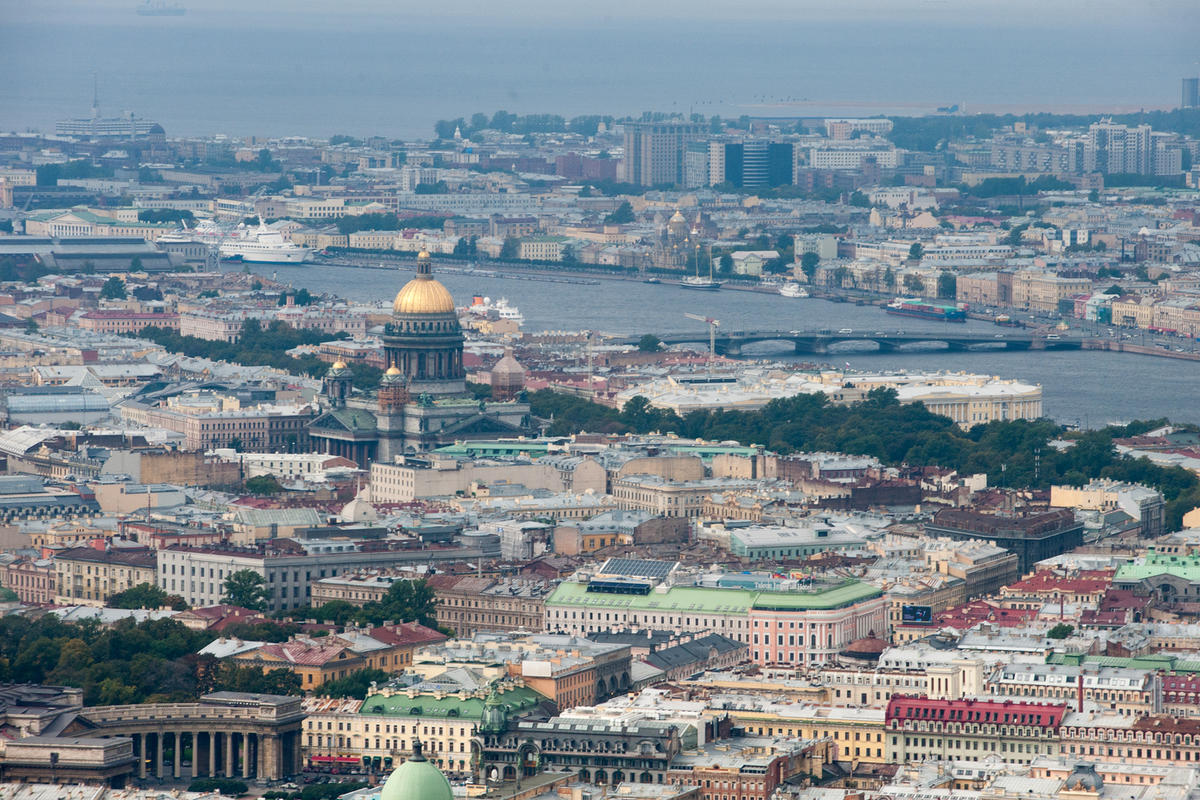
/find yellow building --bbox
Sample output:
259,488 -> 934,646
53,546 -> 158,606
720,701 -> 887,763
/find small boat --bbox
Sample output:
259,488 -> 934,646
643,277 -> 661,284
679,275 -> 723,290
779,282 -> 809,298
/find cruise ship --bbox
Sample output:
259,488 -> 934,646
219,221 -> 311,264
466,296 -> 524,324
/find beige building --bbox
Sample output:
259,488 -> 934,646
53,545 -> 157,606
179,311 -> 255,343
347,230 -> 399,251
427,574 -> 550,636
1010,270 -> 1092,313
369,456 -> 593,503
518,237 -> 567,262
956,272 -> 1003,307
120,393 -> 316,453
612,475 -> 761,518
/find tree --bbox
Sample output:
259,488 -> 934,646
908,242 -> 924,261
222,570 -> 270,611
800,251 -> 820,281
637,334 -> 662,352
718,253 -> 734,275
244,474 -> 283,495
354,579 -> 440,629
100,276 -> 126,300
849,190 -> 870,207
500,236 -> 520,259
108,583 -> 168,609
936,272 -> 957,300
883,267 -> 896,290
238,318 -> 262,343
189,778 -> 248,796
314,668 -> 390,699
1047,623 -> 1074,639
903,274 -> 925,294
604,201 -> 635,225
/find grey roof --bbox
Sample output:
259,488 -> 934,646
644,634 -> 746,672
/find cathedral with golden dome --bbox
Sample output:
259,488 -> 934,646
307,251 -> 532,465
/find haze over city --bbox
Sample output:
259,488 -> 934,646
2,2 -> 1200,800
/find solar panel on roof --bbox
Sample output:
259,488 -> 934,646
598,557 -> 677,579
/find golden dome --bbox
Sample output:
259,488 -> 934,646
393,275 -> 455,315
385,366 -> 402,376
418,248 -> 430,259
670,210 -> 685,223
332,361 -> 347,370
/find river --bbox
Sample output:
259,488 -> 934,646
249,260 -> 1200,428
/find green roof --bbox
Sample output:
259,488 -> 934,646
360,686 -> 544,720
1046,652 -> 1200,674
1115,552 -> 1200,583
662,444 -> 761,459
381,754 -> 452,800
546,579 -> 880,614
434,440 -> 550,457
751,580 -> 883,610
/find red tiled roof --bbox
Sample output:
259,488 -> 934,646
253,640 -> 356,666
926,599 -> 1039,629
1131,716 -> 1200,735
1004,569 -> 1114,595
886,695 -> 1067,728
368,621 -> 447,648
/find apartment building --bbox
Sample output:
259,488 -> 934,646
426,574 -> 550,636
885,696 -> 1066,764
76,311 -> 180,335
53,545 -> 157,606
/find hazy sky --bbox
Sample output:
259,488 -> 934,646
3,0 -> 1198,26
0,0 -> 1195,137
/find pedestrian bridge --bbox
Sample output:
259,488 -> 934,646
617,328 -> 1083,357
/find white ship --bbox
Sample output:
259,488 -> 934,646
779,282 -> 809,298
466,295 -> 524,324
219,220 -> 311,264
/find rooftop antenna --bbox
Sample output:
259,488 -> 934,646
91,72 -> 100,119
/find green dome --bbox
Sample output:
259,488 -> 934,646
380,742 -> 452,800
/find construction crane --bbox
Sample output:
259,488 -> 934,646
684,312 -> 720,375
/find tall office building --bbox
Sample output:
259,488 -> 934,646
622,121 -> 707,186
724,141 -> 794,189
1086,121 -> 1153,175
1184,77 -> 1200,109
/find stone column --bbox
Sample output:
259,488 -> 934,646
224,733 -> 234,778
173,731 -> 182,779
209,732 -> 217,778
156,732 -> 164,779
258,734 -> 269,780
136,733 -> 146,779
241,732 -> 251,778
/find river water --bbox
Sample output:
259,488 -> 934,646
251,261 -> 1200,427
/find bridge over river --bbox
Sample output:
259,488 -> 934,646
613,328 -> 1086,357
